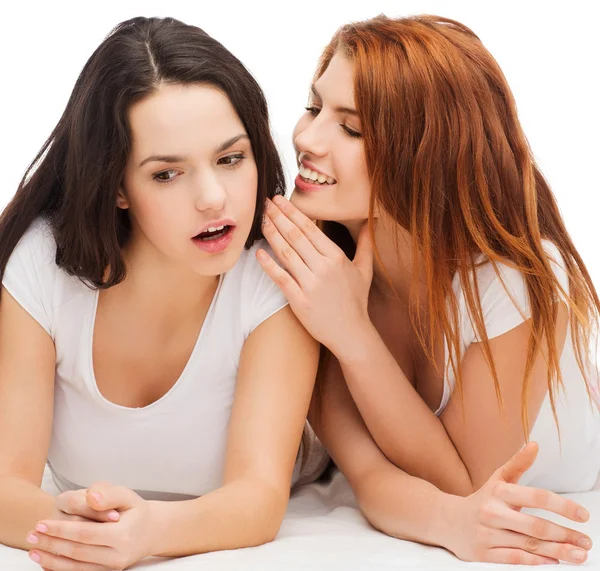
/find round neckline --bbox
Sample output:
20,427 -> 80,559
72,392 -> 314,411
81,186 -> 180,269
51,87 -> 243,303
87,273 -> 225,413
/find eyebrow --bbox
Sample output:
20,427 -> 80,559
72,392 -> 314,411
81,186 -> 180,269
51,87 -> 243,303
310,85 -> 359,116
138,133 -> 249,168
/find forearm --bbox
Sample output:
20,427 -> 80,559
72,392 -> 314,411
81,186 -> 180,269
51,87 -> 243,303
0,475 -> 55,549
336,322 -> 472,495
354,461 -> 461,551
148,478 -> 287,557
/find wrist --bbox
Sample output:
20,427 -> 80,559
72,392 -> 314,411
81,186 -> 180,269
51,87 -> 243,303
430,492 -> 465,554
145,500 -> 171,558
332,318 -> 379,364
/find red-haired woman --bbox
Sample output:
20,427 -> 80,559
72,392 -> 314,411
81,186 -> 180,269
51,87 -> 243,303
258,14 -> 600,566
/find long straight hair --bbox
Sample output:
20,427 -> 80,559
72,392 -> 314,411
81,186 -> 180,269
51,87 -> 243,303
316,15 -> 600,434
0,17 -> 285,292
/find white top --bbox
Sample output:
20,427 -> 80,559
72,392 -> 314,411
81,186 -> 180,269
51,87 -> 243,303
435,240 -> 600,492
2,218 -> 289,500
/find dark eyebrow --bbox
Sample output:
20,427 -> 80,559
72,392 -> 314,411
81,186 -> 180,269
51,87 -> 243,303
311,84 -> 359,117
138,134 -> 249,168
216,133 -> 249,153
139,154 -> 187,168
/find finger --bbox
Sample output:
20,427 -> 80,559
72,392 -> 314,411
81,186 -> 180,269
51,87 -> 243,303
497,441 -> 539,483
27,532 -> 116,567
488,529 -> 587,564
33,520 -> 112,547
353,222 -> 373,279
56,492 -> 119,522
261,213 -> 314,285
497,482 -> 590,523
486,548 -> 559,566
265,198 -> 324,270
499,507 -> 592,550
28,549 -> 108,571
86,484 -> 140,513
256,249 -> 304,303
271,195 -> 342,258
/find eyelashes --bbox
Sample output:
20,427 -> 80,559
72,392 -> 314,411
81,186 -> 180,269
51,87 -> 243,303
304,106 -> 362,138
152,154 -> 246,184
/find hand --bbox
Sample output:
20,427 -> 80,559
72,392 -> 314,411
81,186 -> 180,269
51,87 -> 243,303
48,485 -> 122,524
259,196 -> 373,356
26,483 -> 154,571
446,442 -> 592,565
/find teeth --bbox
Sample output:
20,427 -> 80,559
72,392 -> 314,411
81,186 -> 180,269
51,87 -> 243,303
298,166 -> 336,185
206,225 -> 225,232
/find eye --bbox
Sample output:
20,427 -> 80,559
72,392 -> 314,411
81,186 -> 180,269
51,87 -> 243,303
217,154 -> 245,168
152,169 -> 180,183
341,124 -> 362,138
305,106 -> 321,116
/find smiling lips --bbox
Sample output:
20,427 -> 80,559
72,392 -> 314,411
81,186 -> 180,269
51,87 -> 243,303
298,164 -> 336,186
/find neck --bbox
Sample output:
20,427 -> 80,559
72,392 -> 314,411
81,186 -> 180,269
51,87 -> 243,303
114,233 -> 219,324
343,216 -> 423,305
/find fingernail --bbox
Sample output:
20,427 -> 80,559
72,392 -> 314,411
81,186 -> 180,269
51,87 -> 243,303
26,534 -> 38,544
91,492 -> 102,503
273,195 -> 284,205
578,537 -> 592,550
578,507 -> 590,521
571,549 -> 586,562
35,523 -> 47,533
108,510 -> 120,521
29,552 -> 40,563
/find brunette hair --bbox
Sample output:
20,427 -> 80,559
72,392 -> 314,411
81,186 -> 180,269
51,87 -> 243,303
0,16 -> 284,291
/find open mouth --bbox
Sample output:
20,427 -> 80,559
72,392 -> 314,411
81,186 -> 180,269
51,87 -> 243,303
193,225 -> 233,242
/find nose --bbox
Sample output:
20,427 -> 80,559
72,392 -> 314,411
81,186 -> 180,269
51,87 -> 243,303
293,114 -> 328,159
193,172 -> 226,213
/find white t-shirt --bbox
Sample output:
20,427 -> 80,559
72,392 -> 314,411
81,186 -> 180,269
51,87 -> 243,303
2,218 -> 290,500
435,240 -> 600,492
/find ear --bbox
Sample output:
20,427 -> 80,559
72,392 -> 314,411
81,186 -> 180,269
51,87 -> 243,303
116,188 -> 129,209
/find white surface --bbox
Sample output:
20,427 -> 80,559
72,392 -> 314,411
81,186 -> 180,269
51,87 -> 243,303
1,469 -> 600,570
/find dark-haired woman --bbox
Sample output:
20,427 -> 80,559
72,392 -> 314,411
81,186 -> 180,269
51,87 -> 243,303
0,17 -> 324,570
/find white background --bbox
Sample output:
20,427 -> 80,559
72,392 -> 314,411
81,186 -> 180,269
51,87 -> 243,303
1,0 -> 598,287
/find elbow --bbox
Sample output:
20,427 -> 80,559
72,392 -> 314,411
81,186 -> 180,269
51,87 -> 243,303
242,481 -> 288,547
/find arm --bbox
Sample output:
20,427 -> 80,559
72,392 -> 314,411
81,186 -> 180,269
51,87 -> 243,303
147,305 -> 319,556
311,354 -> 592,566
0,287 -> 57,548
337,304 -> 567,494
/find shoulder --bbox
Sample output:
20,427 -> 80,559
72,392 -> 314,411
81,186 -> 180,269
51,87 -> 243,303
453,240 -> 569,342
225,240 -> 288,337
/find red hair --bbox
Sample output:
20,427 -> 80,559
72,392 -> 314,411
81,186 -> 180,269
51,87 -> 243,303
317,15 -> 600,433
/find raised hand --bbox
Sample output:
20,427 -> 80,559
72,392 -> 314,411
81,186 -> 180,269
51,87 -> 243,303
259,196 -> 373,359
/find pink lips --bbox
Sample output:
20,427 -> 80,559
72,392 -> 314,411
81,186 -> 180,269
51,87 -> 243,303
192,225 -> 235,254
294,174 -> 336,193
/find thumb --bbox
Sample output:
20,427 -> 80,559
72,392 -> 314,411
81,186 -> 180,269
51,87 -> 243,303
353,222 -> 373,279
497,441 -> 539,484
86,484 -> 140,512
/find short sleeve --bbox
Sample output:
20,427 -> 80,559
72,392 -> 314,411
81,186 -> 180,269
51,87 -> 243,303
471,240 -> 569,341
240,241 -> 289,337
2,218 -> 57,336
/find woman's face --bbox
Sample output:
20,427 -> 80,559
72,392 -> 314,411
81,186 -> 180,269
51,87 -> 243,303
291,53 -> 371,227
120,83 -> 258,276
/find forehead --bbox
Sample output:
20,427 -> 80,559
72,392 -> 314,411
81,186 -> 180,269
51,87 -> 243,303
128,83 -> 245,155
315,53 -> 355,97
